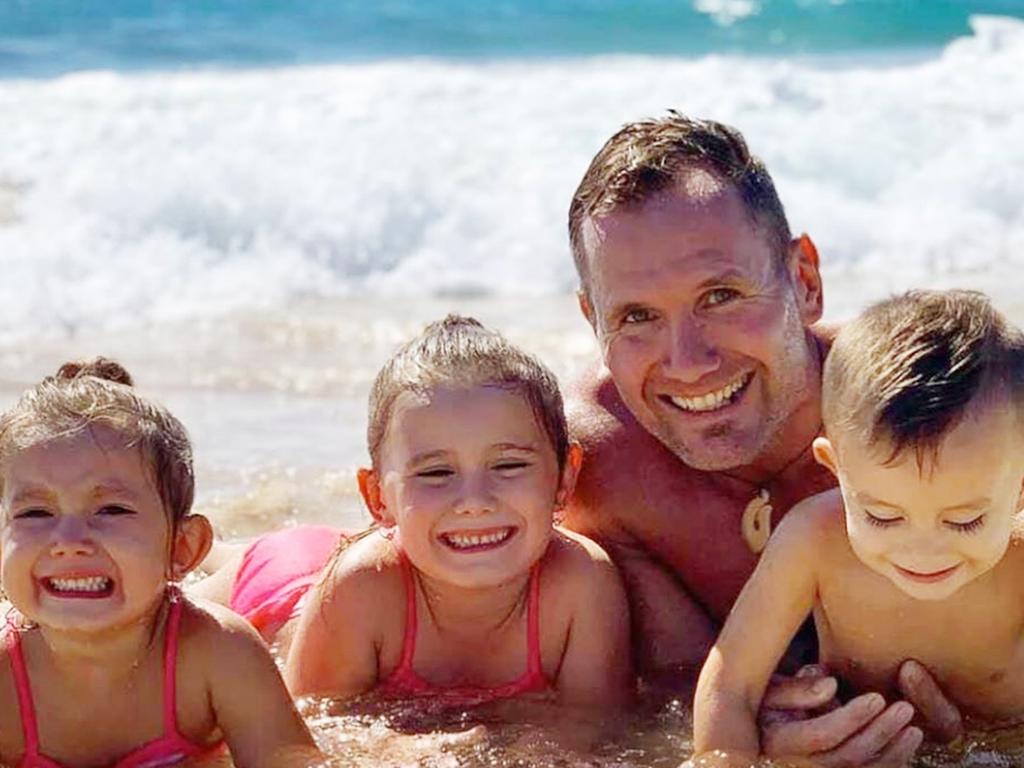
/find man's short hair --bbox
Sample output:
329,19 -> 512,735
568,112 -> 792,290
822,290 -> 1024,468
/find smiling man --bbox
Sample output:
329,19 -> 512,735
563,114 -> 961,766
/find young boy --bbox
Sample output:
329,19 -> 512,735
694,290 -> 1024,763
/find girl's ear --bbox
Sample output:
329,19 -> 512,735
812,436 -> 840,478
554,442 -> 584,510
358,468 -> 395,527
170,514 -> 214,580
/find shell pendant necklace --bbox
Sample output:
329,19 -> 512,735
731,432 -> 821,555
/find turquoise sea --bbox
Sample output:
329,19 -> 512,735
1,3 -> 1024,764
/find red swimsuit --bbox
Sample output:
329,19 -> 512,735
6,596 -> 224,768
377,552 -> 550,706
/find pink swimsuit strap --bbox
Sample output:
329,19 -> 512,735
380,552 -> 548,703
7,593 -> 224,768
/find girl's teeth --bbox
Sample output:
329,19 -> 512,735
49,576 -> 111,592
445,529 -> 511,549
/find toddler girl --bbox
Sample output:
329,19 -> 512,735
0,359 -> 320,768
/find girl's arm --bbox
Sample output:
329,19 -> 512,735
198,608 -> 323,768
553,534 -> 633,709
284,564 -> 383,699
692,495 -> 829,762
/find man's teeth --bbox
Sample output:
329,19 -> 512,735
444,529 -> 512,549
670,374 -> 750,413
48,576 -> 111,593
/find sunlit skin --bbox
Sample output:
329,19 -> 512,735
0,425 -> 318,768
694,397 -> 1024,762
564,174 -> 958,762
567,179 -> 829,655
285,385 -> 633,709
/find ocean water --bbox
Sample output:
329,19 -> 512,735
2,3 -> 1024,765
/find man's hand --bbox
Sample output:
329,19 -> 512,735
758,665 -> 925,767
897,660 -> 962,743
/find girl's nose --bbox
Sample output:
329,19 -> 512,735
454,474 -> 496,516
49,517 -> 96,557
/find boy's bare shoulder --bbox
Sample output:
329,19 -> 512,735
772,488 -> 847,553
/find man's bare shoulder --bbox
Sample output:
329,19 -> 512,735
565,361 -> 702,539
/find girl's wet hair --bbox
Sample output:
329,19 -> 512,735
367,314 -> 570,470
0,357 -> 194,525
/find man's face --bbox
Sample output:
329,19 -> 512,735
579,178 -> 822,471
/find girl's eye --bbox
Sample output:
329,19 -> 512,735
13,508 -> 52,520
703,288 -> 740,307
947,514 -> 985,533
864,510 -> 902,528
494,461 -> 530,473
98,505 -> 135,516
416,468 -> 453,480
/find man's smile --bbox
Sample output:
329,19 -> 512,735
661,371 -> 754,414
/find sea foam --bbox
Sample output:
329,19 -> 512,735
0,15 -> 1021,341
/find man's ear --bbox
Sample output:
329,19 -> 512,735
812,436 -> 839,478
577,289 -> 597,332
555,442 -> 584,510
358,467 -> 395,527
170,514 -> 214,580
788,234 -> 824,325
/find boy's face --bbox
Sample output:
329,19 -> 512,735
815,398 -> 1024,601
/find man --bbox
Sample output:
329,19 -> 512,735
563,114 -> 960,765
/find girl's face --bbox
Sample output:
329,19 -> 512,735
0,426 -> 185,633
367,385 -> 578,589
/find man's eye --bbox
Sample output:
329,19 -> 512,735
98,505 -> 135,516
13,508 -> 52,520
864,510 -> 902,527
703,288 -> 740,307
947,514 -> 985,533
622,308 -> 656,325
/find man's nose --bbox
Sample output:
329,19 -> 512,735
49,517 -> 96,557
662,314 -> 721,382
454,473 -> 496,516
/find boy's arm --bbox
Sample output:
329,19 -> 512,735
692,500 -> 825,761
284,566 -> 382,699
200,610 -> 323,768
553,535 -> 634,709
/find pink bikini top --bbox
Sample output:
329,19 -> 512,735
7,595 -> 224,768
377,553 -> 550,706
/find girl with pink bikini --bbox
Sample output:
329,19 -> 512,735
0,360 -> 320,768
201,315 -> 632,709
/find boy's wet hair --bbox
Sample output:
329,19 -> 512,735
368,314 -> 570,470
0,357 -> 194,525
568,111 -> 792,292
822,290 -> 1024,469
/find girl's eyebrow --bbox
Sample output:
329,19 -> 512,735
492,443 -> 540,453
408,449 -> 449,466
9,484 -> 52,504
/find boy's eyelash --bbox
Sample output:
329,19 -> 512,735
948,515 -> 985,533
864,511 -> 901,528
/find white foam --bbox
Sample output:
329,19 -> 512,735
0,15 -> 1021,340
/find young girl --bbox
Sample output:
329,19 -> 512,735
199,315 -> 632,709
0,359 -> 321,768
694,291 -> 1024,763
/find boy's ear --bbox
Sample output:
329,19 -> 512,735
358,468 -> 395,527
170,514 -> 214,580
812,436 -> 840,478
555,442 -> 584,510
